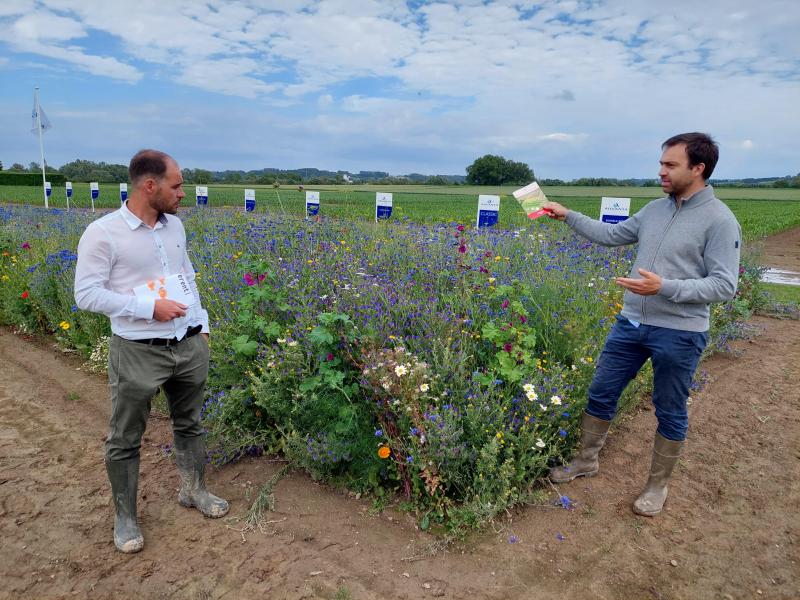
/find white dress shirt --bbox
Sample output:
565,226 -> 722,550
74,203 -> 209,340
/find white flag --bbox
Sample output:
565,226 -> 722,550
31,98 -> 52,134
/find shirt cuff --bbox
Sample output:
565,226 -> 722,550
135,296 -> 156,320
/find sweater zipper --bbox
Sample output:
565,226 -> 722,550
641,199 -> 681,322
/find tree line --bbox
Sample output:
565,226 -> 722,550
1,157 -> 797,188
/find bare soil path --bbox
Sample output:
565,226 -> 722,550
2,235 -> 799,599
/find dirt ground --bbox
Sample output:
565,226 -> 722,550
762,226 -> 800,272
2,238 -> 799,600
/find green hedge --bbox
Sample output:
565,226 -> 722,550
0,172 -> 66,186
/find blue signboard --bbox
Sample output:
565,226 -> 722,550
476,195 -> 500,228
195,186 -> 208,206
306,191 -> 320,218
600,197 -> 631,224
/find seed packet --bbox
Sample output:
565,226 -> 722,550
512,181 -> 551,219
133,273 -> 196,305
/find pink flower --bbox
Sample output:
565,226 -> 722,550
326,353 -> 334,361
501,299 -> 510,309
457,224 -> 465,232
21,242 -> 31,249
258,273 -> 266,283
503,343 -> 513,353
458,245 -> 467,254
519,315 -> 528,324
243,273 -> 256,286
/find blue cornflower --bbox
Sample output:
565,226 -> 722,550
374,429 -> 383,437
406,456 -> 414,463
557,495 -> 574,510
559,428 -> 568,437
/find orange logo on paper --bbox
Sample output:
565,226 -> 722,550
146,281 -> 156,291
158,287 -> 167,299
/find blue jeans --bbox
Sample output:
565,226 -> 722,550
586,315 -> 708,441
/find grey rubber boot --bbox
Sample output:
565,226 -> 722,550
549,412 -> 611,483
174,435 -> 229,518
633,433 -> 684,517
105,457 -> 144,553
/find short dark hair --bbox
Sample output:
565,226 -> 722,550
129,149 -> 172,186
662,132 -> 719,180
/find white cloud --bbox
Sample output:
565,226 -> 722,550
0,0 -> 797,178
537,133 -> 589,143
737,139 -> 755,150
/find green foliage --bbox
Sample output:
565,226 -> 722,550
465,154 -> 534,185
0,172 -> 65,185
0,196 -> 786,533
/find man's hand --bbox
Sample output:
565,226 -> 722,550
542,201 -> 568,221
153,299 -> 188,321
616,268 -> 662,295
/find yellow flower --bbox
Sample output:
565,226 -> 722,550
377,446 -> 391,459
59,321 -> 70,330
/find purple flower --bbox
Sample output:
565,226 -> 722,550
508,535 -> 519,544
21,242 -> 31,249
374,429 -> 383,437
243,272 -> 256,286
556,532 -> 565,541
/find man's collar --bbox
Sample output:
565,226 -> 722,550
120,202 -> 168,230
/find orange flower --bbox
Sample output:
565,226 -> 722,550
377,446 -> 391,460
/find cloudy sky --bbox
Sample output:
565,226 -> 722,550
1,0 -> 798,179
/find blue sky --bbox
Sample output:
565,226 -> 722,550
1,0 -> 798,179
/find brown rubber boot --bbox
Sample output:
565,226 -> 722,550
549,412 -> 611,483
174,434 -> 230,518
633,433 -> 684,516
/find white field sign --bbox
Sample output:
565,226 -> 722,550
600,197 -> 631,223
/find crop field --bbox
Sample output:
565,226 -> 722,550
2,183 -> 799,240
0,193 -> 768,529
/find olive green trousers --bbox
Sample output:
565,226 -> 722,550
106,333 -> 209,462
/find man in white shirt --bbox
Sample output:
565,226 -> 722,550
75,149 -> 228,554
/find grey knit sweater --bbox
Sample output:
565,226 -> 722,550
564,185 -> 742,332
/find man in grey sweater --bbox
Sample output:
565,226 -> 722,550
542,132 -> 741,516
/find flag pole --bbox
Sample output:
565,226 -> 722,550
34,87 -> 48,209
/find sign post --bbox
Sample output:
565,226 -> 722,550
195,186 -> 208,206
600,197 -> 631,224
245,188 -> 256,212
375,192 -> 393,222
119,183 -> 128,204
65,182 -> 72,210
306,191 -> 320,218
476,194 -> 500,228
90,182 -> 99,213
